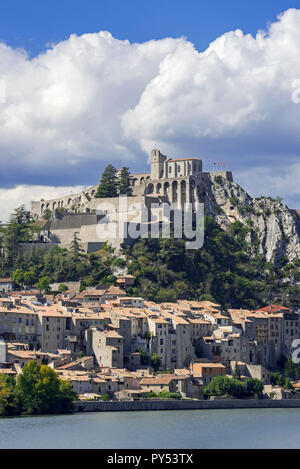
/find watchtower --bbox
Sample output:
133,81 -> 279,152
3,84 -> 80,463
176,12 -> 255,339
151,149 -> 167,180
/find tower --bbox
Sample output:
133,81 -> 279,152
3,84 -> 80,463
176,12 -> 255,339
151,149 -> 167,180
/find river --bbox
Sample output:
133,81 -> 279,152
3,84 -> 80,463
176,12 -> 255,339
1,408 -> 300,449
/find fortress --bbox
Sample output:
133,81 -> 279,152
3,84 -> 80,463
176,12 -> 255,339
30,149 -> 233,252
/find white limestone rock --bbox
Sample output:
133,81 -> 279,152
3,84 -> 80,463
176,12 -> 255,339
205,174 -> 300,264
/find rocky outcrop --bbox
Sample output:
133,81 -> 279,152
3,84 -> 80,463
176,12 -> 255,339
203,174 -> 300,264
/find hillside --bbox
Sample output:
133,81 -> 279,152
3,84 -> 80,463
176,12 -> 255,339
1,180 -> 300,309
124,216 -> 300,309
203,174 -> 300,265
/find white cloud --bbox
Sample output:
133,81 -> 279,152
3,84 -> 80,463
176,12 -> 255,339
0,185 -> 82,222
122,8 -> 300,153
1,9 -> 300,216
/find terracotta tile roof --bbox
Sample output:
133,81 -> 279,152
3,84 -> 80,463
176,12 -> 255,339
255,305 -> 290,313
140,375 -> 177,385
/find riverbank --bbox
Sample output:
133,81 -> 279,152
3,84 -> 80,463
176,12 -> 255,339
73,398 -> 300,412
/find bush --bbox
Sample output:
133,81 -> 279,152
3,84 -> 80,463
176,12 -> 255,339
270,372 -> 285,387
146,391 -> 182,400
214,176 -> 223,184
246,378 -> 264,395
150,353 -> 161,372
204,376 -> 247,398
146,391 -> 158,399
161,392 -> 182,400
229,197 -> 239,207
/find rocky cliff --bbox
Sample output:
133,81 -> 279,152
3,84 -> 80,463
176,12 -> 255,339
203,174 -> 300,264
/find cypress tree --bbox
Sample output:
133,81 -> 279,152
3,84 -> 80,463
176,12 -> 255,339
118,166 -> 133,196
95,164 -> 118,198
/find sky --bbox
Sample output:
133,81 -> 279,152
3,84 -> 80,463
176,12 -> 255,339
1,0 -> 300,220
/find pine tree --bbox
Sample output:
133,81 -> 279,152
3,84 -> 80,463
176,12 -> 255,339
70,232 -> 85,262
118,167 -> 133,196
95,165 -> 118,198
42,208 -> 53,221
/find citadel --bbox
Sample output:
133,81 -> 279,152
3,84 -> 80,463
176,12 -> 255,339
31,149 -> 233,252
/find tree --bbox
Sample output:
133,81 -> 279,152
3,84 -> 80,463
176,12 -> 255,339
284,358 -> 300,380
23,267 -> 38,287
36,276 -> 51,293
246,378 -> 264,395
284,378 -> 294,390
118,167 -> 133,196
95,164 -> 118,198
204,376 -> 247,398
150,353 -> 161,372
270,372 -> 285,387
0,206 -> 39,273
41,208 -> 53,221
0,374 -> 21,416
58,284 -> 69,293
137,349 -> 149,365
232,362 -> 241,380
70,232 -> 85,262
12,268 -> 26,287
16,361 -> 77,415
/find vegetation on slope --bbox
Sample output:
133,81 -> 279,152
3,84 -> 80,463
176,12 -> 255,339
124,217 -> 300,309
0,206 -> 300,308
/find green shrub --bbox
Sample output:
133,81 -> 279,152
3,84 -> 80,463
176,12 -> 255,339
204,376 -> 247,398
229,197 -> 239,207
214,176 -> 223,184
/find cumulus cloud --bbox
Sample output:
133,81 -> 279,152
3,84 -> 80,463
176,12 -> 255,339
0,32 -> 182,188
0,185 -> 82,222
1,8 -> 300,217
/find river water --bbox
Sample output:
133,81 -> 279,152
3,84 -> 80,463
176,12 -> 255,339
1,408 -> 300,449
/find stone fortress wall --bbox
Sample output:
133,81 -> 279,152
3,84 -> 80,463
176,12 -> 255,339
30,149 -> 233,251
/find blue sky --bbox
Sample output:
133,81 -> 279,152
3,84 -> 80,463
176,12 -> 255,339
1,0 -> 299,56
1,1 -> 300,219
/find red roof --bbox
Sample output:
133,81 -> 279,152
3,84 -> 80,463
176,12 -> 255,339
255,305 -> 290,313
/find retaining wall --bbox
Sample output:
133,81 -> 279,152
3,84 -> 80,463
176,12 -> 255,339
73,399 -> 300,413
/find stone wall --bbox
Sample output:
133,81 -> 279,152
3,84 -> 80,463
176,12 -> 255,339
74,398 -> 300,413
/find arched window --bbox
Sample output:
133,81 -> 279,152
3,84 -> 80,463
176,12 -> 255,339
147,183 -> 154,194
172,181 -> 178,203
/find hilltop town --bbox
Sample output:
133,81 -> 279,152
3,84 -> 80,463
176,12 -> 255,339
0,276 -> 300,402
0,149 -> 300,406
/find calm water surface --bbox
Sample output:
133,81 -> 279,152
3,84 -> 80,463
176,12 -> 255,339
1,408 -> 300,449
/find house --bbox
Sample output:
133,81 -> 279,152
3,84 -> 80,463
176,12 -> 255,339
116,275 -> 135,289
0,278 -> 14,293
190,362 -> 227,385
